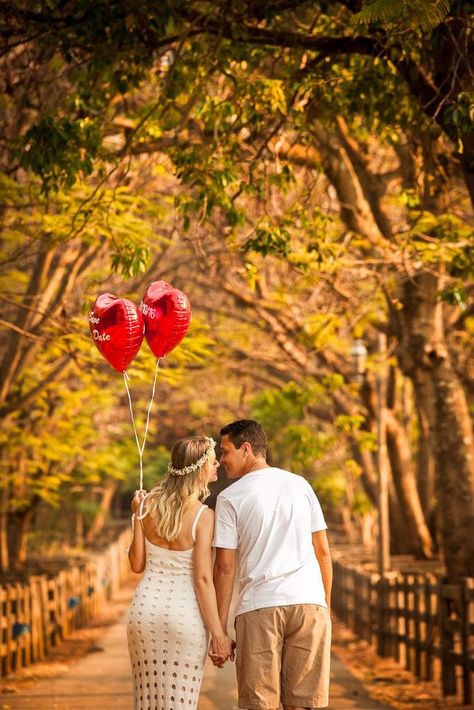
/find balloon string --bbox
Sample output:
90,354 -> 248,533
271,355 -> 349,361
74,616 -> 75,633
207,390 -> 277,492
142,358 -> 160,462
123,358 -> 161,495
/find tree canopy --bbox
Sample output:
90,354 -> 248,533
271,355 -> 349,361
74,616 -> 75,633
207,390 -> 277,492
0,0 -> 473,579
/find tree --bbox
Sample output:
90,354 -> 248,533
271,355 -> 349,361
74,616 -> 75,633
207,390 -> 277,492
1,0 -> 472,578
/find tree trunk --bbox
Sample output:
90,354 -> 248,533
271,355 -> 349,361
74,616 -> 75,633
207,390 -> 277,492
349,436 -> 410,555
313,123 -> 386,242
360,511 -> 376,550
385,411 -> 435,558
340,505 -> 359,544
74,511 -> 85,547
432,358 -> 474,578
86,481 -> 119,544
394,270 -> 474,579
460,130 -> 474,209
387,479 -> 408,556
0,483 -> 9,573
8,506 -> 36,569
415,389 -> 438,535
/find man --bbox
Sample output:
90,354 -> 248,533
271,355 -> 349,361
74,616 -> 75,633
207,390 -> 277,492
211,419 -> 332,710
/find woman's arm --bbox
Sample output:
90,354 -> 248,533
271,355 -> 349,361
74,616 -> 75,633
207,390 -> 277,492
128,490 -> 147,573
193,509 -> 233,660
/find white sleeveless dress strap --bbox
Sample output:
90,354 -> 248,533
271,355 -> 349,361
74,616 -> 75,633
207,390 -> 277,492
191,505 -> 208,542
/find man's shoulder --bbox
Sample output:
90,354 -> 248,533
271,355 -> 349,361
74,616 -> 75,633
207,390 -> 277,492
216,469 -> 274,502
216,480 -> 242,503
217,468 -> 313,500
275,467 -> 313,489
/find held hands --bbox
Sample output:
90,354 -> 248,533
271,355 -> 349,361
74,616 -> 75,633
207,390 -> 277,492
208,634 -> 235,668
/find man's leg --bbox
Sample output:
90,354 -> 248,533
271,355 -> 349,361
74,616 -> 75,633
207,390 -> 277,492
235,608 -> 283,710
281,604 -> 331,709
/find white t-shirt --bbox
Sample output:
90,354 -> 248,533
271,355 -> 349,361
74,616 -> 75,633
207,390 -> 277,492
213,467 -> 328,616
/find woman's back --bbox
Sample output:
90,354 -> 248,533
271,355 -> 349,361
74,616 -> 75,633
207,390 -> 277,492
141,498 -> 203,551
128,502 -> 209,709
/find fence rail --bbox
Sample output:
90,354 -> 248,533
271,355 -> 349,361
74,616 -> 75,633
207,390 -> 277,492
0,527 -> 131,676
332,558 -> 474,705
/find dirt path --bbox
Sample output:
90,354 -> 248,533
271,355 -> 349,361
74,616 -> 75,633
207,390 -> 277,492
1,582 -> 393,710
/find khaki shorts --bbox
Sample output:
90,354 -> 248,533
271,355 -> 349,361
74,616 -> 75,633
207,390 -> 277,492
235,604 -> 331,709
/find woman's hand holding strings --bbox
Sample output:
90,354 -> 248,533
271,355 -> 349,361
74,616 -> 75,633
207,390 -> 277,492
131,489 -> 147,514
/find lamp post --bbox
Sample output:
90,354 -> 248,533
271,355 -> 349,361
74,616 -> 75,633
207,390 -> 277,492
375,333 -> 390,577
352,334 -> 391,657
350,339 -> 367,383
351,336 -> 390,576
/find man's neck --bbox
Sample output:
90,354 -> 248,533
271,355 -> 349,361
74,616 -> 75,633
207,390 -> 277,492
245,457 -> 269,475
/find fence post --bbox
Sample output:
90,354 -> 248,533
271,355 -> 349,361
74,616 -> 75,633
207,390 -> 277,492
387,575 -> 396,659
439,578 -> 456,696
377,575 -> 387,657
414,574 -> 422,677
30,576 -> 42,662
363,575 -> 371,643
460,578 -> 472,706
369,573 -> 378,647
424,574 -> 434,681
404,574 -> 413,673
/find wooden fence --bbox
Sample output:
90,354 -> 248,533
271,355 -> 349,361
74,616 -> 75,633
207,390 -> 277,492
332,558 -> 474,705
0,526 -> 131,676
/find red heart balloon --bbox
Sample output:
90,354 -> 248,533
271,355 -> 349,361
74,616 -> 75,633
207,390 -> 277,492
140,281 -> 191,358
89,294 -> 144,372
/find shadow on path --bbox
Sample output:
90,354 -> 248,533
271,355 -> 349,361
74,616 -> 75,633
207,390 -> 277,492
328,654 -> 393,709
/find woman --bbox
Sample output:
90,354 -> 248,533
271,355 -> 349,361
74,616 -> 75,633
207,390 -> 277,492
127,436 -> 233,710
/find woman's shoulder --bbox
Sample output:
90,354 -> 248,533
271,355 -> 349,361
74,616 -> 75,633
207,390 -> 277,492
195,505 -> 214,532
199,504 -> 214,522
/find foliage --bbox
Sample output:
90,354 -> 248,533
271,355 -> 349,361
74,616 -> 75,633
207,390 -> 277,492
354,0 -> 451,31
0,0 -> 473,569
251,381 -> 374,517
18,115 -> 101,193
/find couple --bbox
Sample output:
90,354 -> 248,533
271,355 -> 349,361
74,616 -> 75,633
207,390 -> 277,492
127,419 -> 332,710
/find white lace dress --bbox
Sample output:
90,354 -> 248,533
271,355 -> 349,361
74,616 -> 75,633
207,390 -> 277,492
127,506 -> 209,710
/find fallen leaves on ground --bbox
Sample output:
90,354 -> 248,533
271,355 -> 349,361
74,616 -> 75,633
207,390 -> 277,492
332,617 -> 470,710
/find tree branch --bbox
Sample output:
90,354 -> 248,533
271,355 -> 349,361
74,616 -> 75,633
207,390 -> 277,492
0,318 -> 43,341
0,356 -> 71,418
177,7 -> 379,55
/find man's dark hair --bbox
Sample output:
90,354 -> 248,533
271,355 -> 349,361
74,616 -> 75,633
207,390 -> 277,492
220,419 -> 267,456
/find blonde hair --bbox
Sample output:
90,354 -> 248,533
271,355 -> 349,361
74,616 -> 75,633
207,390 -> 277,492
146,437 -> 213,541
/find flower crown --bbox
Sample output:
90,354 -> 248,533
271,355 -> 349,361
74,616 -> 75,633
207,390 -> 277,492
167,438 -> 216,476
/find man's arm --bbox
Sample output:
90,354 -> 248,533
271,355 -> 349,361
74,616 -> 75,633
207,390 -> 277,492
213,547 -> 237,632
312,530 -> 333,609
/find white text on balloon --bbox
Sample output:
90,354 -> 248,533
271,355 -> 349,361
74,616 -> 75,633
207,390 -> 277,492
92,329 -> 111,341
139,302 -> 156,319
